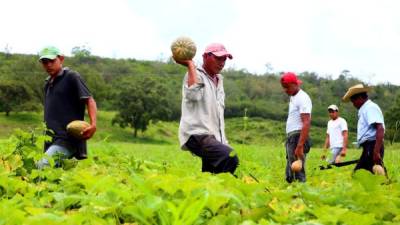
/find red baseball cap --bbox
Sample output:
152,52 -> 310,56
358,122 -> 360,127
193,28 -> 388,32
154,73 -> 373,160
204,43 -> 233,59
281,72 -> 302,85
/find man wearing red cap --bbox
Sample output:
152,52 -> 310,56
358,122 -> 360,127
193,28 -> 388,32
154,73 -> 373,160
174,43 -> 239,175
281,72 -> 312,183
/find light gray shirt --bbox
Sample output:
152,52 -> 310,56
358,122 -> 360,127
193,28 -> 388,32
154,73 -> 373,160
179,66 -> 227,148
357,99 -> 385,144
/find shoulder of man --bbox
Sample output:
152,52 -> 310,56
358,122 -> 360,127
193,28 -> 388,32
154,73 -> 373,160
63,68 -> 87,83
196,67 -> 208,78
64,68 -> 81,77
296,89 -> 312,104
301,89 -> 312,99
370,100 -> 383,110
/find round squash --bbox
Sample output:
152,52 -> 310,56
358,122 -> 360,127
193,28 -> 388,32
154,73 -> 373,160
335,155 -> 342,163
372,164 -> 385,176
171,36 -> 197,61
66,120 -> 90,139
291,159 -> 303,172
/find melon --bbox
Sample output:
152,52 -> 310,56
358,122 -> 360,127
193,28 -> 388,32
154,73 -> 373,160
291,159 -> 303,172
171,36 -> 196,61
66,120 -> 90,139
335,155 -> 342,163
372,164 -> 385,176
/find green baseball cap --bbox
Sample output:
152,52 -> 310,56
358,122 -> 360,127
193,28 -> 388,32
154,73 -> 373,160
39,46 -> 62,60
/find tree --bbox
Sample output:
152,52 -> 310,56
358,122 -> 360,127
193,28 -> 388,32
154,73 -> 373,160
71,45 -> 96,65
112,76 -> 172,137
71,45 -> 91,58
0,80 -> 37,116
384,95 -> 400,144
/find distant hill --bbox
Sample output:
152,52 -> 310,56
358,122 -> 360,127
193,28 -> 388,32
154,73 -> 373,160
1,51 -> 399,142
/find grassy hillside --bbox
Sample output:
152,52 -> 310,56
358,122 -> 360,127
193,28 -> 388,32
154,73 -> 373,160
0,111 -> 355,146
2,52 -> 400,139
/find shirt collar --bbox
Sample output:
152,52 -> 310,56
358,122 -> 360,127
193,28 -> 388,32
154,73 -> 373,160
198,65 -> 222,80
45,67 -> 67,82
359,99 -> 372,111
292,89 -> 302,97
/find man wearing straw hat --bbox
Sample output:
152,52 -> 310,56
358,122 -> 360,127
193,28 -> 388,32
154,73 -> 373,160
342,84 -> 385,173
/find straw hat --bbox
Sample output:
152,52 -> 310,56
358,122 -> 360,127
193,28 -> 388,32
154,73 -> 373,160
342,84 -> 370,102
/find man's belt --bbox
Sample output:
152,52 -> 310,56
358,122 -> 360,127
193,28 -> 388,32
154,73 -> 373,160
287,130 -> 301,137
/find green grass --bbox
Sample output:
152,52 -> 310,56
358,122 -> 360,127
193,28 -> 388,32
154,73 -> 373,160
1,113 -> 400,224
94,111 -> 178,144
0,112 -> 43,137
0,111 -> 179,144
2,135 -> 399,224
0,111 -> 354,146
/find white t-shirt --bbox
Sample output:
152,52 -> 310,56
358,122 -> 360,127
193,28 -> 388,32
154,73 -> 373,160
286,89 -> 312,134
326,117 -> 348,148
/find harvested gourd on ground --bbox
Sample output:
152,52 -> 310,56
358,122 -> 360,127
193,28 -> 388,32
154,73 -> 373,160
291,159 -> 303,172
373,164 -> 385,175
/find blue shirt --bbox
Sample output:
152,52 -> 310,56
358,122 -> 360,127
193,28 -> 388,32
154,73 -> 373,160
357,100 -> 385,144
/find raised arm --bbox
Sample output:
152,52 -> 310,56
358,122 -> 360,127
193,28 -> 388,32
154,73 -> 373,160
173,57 -> 198,87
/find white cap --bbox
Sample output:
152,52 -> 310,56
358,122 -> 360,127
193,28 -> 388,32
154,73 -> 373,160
328,104 -> 339,111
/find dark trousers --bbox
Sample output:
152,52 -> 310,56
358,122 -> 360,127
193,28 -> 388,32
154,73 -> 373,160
285,132 -> 311,183
354,140 -> 385,173
184,135 -> 239,174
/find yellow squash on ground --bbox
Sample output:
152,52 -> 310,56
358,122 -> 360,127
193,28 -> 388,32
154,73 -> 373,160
291,159 -> 303,172
372,164 -> 385,176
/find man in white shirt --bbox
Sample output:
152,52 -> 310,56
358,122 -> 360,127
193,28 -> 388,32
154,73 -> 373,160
281,72 -> 312,183
174,43 -> 239,175
322,104 -> 348,163
343,84 -> 385,173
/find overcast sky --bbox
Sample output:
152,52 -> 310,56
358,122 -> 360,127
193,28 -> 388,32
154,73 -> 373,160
1,0 -> 399,85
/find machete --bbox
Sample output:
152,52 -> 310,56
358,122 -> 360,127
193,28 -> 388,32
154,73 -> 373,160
319,159 -> 359,170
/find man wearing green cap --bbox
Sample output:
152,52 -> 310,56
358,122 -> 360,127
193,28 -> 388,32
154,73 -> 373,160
37,46 -> 97,168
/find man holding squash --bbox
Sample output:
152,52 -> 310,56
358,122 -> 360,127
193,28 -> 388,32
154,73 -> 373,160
37,46 -> 97,168
173,42 -> 239,175
342,84 -> 386,175
280,72 -> 312,183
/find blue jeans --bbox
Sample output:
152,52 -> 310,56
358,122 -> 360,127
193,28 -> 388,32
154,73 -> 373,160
285,132 -> 311,183
329,147 -> 343,164
37,144 -> 73,169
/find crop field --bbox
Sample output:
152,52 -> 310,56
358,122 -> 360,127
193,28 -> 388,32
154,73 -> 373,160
0,112 -> 399,224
